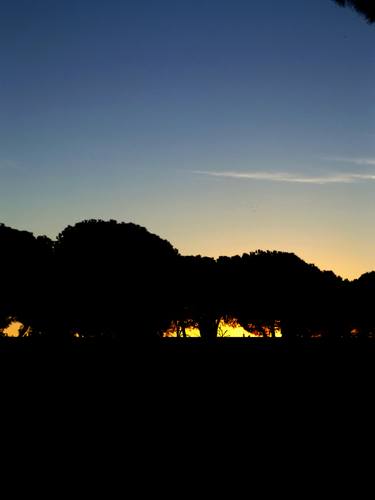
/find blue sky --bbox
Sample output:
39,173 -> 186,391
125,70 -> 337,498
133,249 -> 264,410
0,0 -> 374,278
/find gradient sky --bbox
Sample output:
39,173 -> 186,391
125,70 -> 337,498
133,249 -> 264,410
1,0 -> 374,279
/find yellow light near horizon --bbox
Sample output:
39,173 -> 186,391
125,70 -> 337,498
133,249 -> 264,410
2,321 -> 22,337
218,319 -> 282,337
3,320 -> 282,338
218,320 -> 256,337
163,319 -> 282,338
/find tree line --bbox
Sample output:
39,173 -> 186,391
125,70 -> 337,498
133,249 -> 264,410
1,219 -> 375,341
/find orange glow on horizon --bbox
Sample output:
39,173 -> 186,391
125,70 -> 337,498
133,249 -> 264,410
2,321 -> 23,337
2,320 -> 282,339
163,319 -> 282,338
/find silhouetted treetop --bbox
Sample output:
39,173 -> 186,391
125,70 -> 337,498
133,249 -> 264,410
0,223 -> 53,332
2,218 -> 375,342
333,0 -> 375,22
53,219 -> 179,339
56,219 -> 178,261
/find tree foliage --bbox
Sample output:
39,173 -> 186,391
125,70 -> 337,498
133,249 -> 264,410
1,219 -> 375,342
0,223 -> 53,334
53,219 -> 179,340
333,0 -> 375,23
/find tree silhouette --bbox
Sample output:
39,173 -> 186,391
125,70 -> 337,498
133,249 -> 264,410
53,219 -> 179,340
0,223 -> 53,335
174,250 -> 350,341
1,218 -> 374,344
216,250 -> 347,341
350,271 -> 375,338
178,255 -> 221,340
333,0 -> 375,23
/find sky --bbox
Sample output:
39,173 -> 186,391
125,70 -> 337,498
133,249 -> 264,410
0,0 -> 374,280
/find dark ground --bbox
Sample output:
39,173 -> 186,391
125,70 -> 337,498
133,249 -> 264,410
1,336 -> 374,384
1,337 -> 371,463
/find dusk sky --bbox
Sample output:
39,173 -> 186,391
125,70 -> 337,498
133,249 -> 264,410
1,0 -> 374,279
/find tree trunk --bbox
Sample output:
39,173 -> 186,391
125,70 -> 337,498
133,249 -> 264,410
18,324 -> 29,337
199,316 -> 218,340
280,319 -> 298,341
270,320 -> 275,338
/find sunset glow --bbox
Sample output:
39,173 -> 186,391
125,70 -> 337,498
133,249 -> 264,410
0,1 -> 374,281
2,321 -> 22,337
164,319 -> 282,338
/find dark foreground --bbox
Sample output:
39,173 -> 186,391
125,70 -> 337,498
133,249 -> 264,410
1,336 -> 374,380
1,337 -> 373,442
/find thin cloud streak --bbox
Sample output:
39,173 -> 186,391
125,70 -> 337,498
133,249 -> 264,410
194,170 -> 375,184
325,156 -> 375,166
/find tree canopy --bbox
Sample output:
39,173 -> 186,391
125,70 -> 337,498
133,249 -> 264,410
1,219 -> 375,342
53,219 -> 179,340
0,223 -> 53,334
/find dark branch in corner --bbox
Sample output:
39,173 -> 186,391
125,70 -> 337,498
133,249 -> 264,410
333,0 -> 375,23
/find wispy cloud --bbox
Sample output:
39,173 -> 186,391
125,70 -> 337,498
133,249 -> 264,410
324,156 -> 375,166
193,170 -> 375,185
